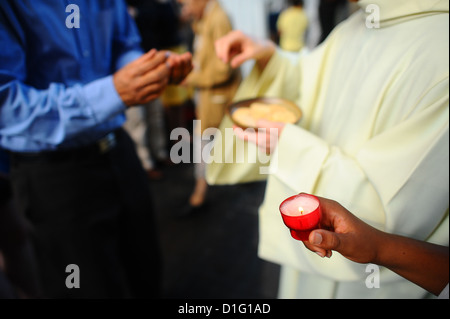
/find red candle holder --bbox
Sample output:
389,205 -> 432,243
279,193 -> 322,241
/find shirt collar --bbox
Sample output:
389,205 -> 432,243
357,0 -> 449,27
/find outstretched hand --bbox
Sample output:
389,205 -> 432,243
300,195 -> 449,296
233,119 -> 286,154
302,196 -> 381,262
215,30 -> 276,70
114,50 -> 193,107
113,49 -> 170,106
166,51 -> 193,85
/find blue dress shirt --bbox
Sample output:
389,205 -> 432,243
0,0 -> 143,152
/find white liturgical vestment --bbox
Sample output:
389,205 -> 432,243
207,0 -> 449,298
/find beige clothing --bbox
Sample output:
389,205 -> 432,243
184,0 -> 241,133
207,0 -> 449,298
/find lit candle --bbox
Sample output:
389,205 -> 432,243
279,193 -> 321,241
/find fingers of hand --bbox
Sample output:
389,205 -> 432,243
167,52 -> 193,84
303,240 -> 332,258
215,36 -> 231,63
255,119 -> 285,131
135,50 -> 169,76
137,62 -> 170,90
230,53 -> 250,69
233,125 -> 258,144
303,230 -> 341,258
133,49 -> 157,66
115,50 -> 172,106
139,83 -> 166,104
233,125 -> 279,154
216,30 -> 249,66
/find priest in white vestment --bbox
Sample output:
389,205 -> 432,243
207,0 -> 449,298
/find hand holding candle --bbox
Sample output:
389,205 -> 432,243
279,193 -> 322,241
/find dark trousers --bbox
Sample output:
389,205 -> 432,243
10,129 -> 162,298
1,173 -> 41,298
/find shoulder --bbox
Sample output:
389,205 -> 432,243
210,2 -> 231,22
207,2 -> 233,31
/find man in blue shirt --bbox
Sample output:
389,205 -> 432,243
0,0 -> 192,298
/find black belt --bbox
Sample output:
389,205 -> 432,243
10,131 -> 118,165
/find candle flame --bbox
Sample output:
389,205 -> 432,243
298,206 -> 304,215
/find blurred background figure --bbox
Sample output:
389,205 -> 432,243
277,0 -> 309,52
266,0 -> 287,45
125,0 -> 190,179
178,0 -> 241,215
149,0 -> 196,143
123,106 -> 164,179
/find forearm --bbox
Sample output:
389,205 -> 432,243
255,40 -> 276,72
375,232 -> 449,296
0,76 -> 125,151
307,198 -> 449,296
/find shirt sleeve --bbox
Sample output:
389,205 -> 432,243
0,4 -> 129,152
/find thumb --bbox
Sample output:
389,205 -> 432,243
255,119 -> 285,132
309,229 -> 343,252
230,52 -> 252,69
233,125 -> 258,144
